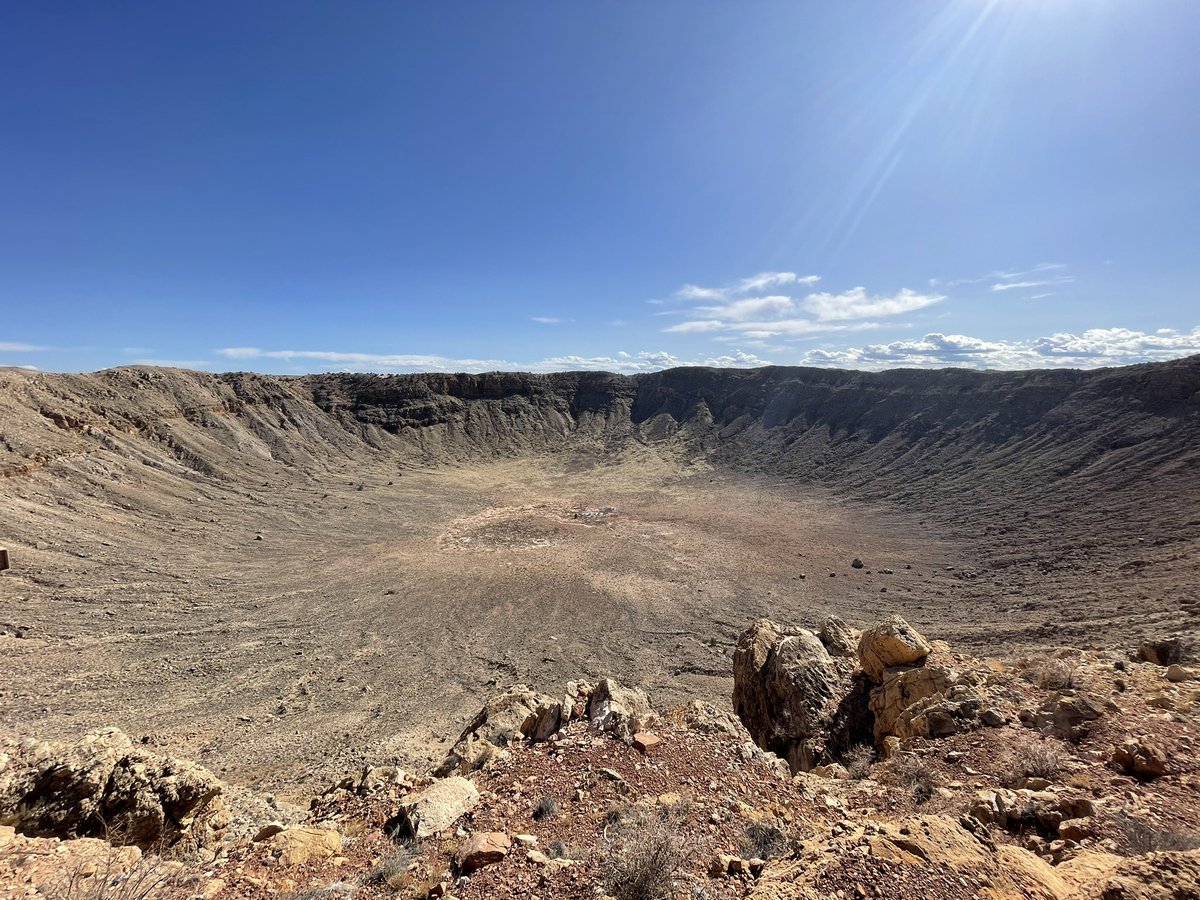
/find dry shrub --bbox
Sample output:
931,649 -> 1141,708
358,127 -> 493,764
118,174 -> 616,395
889,754 -> 936,804
602,820 -> 688,900
1114,810 -> 1200,855
842,744 -> 876,779
364,840 -> 420,890
42,847 -> 185,900
1018,657 -> 1079,690
532,796 -> 559,821
741,820 -> 790,860
1004,739 -> 1069,784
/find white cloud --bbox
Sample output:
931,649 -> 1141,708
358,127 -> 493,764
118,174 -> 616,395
673,271 -> 820,304
0,342 -> 48,352
802,287 -> 944,321
214,346 -> 772,375
664,272 -> 942,339
991,276 -> 1074,292
531,316 -> 569,324
798,327 -> 1200,371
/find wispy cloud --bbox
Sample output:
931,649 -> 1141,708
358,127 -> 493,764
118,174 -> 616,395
664,273 -> 943,339
215,346 -> 772,375
0,342 -> 49,352
991,277 -> 1074,293
932,262 -> 1073,293
799,327 -> 1200,371
671,271 -> 820,304
531,316 -> 571,325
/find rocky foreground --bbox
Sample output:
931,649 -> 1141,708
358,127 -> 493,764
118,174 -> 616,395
2,616 -> 1198,900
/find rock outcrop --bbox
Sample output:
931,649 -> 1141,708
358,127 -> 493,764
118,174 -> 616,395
0,727 -> 227,849
857,615 -> 933,682
436,685 -> 568,776
391,776 -> 480,839
733,620 -> 840,772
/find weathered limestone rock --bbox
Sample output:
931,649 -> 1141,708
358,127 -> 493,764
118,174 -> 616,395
454,831 -> 510,873
265,826 -> 342,867
1022,691 -> 1105,740
393,777 -> 480,838
436,685 -> 565,775
0,727 -> 227,849
732,619 -> 838,773
857,616 -> 932,682
818,616 -> 856,657
1111,737 -> 1173,778
587,678 -> 656,740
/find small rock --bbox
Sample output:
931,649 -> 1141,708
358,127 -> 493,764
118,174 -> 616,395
632,732 -> 661,755
454,832 -> 510,873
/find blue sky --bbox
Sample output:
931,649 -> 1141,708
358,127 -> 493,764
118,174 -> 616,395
3,1 -> 1199,374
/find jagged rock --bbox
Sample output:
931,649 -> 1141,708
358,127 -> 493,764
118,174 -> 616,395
436,685 -> 565,775
732,620 -> 838,773
858,616 -> 932,682
265,826 -> 342,866
587,678 -> 655,740
454,831 -> 510,873
1022,691 -> 1105,739
1110,737 -> 1172,778
392,776 -> 480,838
0,727 -> 227,849
818,616 -> 856,657
667,700 -> 747,737
869,665 -> 954,738
1139,638 -> 1185,666
750,813 -> 1118,900
1094,850 -> 1200,900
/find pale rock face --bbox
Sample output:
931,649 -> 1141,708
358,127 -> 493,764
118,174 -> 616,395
436,685 -> 566,775
265,826 -> 342,867
393,776 -> 480,839
732,619 -> 837,773
587,678 -> 656,740
0,727 -> 227,849
818,616 -> 857,658
857,615 -> 932,683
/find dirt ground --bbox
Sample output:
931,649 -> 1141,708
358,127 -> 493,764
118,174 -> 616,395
0,434 -> 1191,802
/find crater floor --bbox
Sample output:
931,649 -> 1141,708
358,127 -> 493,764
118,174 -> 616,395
0,446 -> 1189,798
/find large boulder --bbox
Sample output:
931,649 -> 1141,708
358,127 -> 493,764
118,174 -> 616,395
732,620 -> 838,772
870,663 -> 991,741
858,615 -> 932,682
0,727 -> 227,849
391,776 -> 479,839
436,685 -> 566,775
587,678 -> 656,740
1138,638 -> 1186,666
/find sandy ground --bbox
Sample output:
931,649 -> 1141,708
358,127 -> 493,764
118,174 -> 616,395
0,433 -> 1193,801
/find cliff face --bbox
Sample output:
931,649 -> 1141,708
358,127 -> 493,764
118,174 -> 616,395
2,357 -> 1198,522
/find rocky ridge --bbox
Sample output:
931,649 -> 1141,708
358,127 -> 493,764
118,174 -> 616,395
2,614 -> 1198,900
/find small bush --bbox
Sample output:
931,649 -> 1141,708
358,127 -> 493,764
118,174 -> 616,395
842,744 -> 876,779
364,840 -> 419,889
1005,740 -> 1068,784
42,847 -> 183,900
741,820 -> 788,860
602,822 -> 688,900
532,796 -> 559,821
1019,657 -> 1079,690
890,754 -> 936,804
1114,810 -> 1200,855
